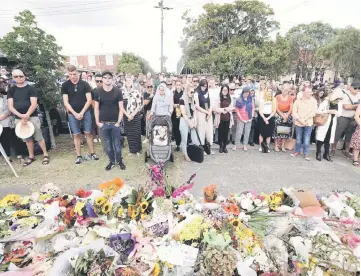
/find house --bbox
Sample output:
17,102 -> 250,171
64,54 -> 119,73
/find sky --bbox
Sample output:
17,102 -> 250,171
0,0 -> 360,73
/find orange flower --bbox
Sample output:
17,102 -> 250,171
224,203 -> 240,216
204,184 -> 217,202
99,178 -> 124,196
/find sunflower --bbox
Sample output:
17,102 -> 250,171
95,197 -> 106,206
12,210 -> 30,218
131,207 -> 140,220
230,218 -> 241,228
102,202 -> 112,214
151,263 -> 161,276
117,207 -> 124,218
140,201 -> 149,213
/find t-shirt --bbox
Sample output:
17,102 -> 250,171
7,85 -> 38,118
276,95 -> 293,112
61,80 -> 92,113
340,89 -> 360,118
179,98 -> 194,118
93,87 -> 123,122
173,90 -> 183,104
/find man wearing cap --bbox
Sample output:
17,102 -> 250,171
94,71 -> 126,171
332,81 -> 360,157
62,65 -> 99,164
7,69 -> 50,166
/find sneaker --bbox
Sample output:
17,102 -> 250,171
93,138 -> 98,143
210,150 -> 215,155
136,152 -> 141,157
232,146 -> 237,151
259,147 -> 262,152
105,162 -> 115,171
75,156 -> 83,164
91,153 -> 99,161
290,152 -> 300,157
118,161 -> 126,170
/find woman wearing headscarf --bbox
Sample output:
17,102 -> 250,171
194,79 -> 214,155
234,86 -> 254,152
258,85 -> 277,153
148,83 -> 173,118
213,84 -> 234,153
122,76 -> 143,156
315,89 -> 343,162
172,80 -> 183,151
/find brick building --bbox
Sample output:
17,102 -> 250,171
64,54 -> 119,73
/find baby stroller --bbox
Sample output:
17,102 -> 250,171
145,115 -> 174,163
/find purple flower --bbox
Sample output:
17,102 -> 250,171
11,224 -> 19,231
85,203 -> 97,218
109,233 -> 135,255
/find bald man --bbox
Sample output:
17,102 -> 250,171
7,69 -> 49,166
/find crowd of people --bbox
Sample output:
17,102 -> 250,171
0,66 -> 360,172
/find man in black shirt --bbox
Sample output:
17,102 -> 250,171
94,71 -> 126,171
7,69 -> 50,166
61,65 -> 99,164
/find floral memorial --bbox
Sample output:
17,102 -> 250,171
0,163 -> 359,275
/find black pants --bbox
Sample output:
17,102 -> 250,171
0,127 -> 24,157
316,140 -> 330,156
171,112 -> 181,146
249,117 -> 258,144
218,120 -> 230,148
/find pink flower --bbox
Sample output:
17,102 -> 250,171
172,182 -> 194,198
76,216 -> 90,226
153,186 -> 165,197
341,233 -> 360,249
340,217 -> 360,229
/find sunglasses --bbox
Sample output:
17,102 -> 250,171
95,80 -> 103,83
289,94 -> 295,96
230,89 -> 235,91
167,83 -> 172,86
354,87 -> 360,90
74,84 -> 78,93
147,86 -> 153,88
13,75 -> 24,79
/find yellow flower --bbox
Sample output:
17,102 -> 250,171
151,263 -> 161,276
164,261 -> 173,269
12,210 -> 30,218
95,197 -> 106,206
20,196 -> 30,205
0,194 -> 21,207
74,201 -> 85,216
132,207 -> 140,220
39,194 -> 51,201
177,199 -> 185,205
230,218 -> 241,228
117,208 -> 124,218
140,201 -> 149,213
140,213 -> 147,220
102,202 -> 112,214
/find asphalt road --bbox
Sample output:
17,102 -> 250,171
183,146 -> 360,197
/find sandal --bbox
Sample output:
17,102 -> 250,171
42,156 -> 50,165
23,158 -> 36,167
353,161 -> 360,167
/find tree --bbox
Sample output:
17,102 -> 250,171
285,21 -> 336,80
0,10 -> 64,148
318,26 -> 360,79
117,52 -> 154,75
180,0 -> 281,78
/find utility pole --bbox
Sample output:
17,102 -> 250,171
154,0 -> 172,73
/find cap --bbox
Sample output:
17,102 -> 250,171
242,86 -> 250,93
101,70 -> 113,77
351,81 -> 360,88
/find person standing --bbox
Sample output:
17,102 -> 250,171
194,79 -> 214,155
228,82 -> 238,144
172,80 -> 183,151
90,73 -> 103,143
214,84 -> 234,153
94,71 -> 126,171
273,83 -> 293,152
122,77 -> 143,156
350,105 -> 360,166
62,65 -> 99,164
7,69 -> 49,166
315,89 -> 343,162
234,87 -> 254,151
291,87 -> 318,160
332,82 -> 360,157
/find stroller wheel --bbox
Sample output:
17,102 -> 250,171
169,153 -> 174,163
144,151 -> 148,163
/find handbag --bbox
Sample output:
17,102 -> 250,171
187,129 -> 204,163
276,125 -> 291,135
313,114 -> 329,126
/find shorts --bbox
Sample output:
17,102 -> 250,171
15,116 -> 43,142
68,110 -> 92,135
335,116 -> 356,143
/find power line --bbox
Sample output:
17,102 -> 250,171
0,2 -> 145,18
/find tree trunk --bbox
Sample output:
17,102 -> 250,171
44,105 -> 57,149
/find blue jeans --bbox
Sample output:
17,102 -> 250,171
101,123 -> 122,163
295,126 -> 313,155
68,110 -> 92,135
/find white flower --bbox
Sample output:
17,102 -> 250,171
76,227 -> 88,237
69,254 -> 78,268
238,212 -> 250,223
240,197 -> 254,211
